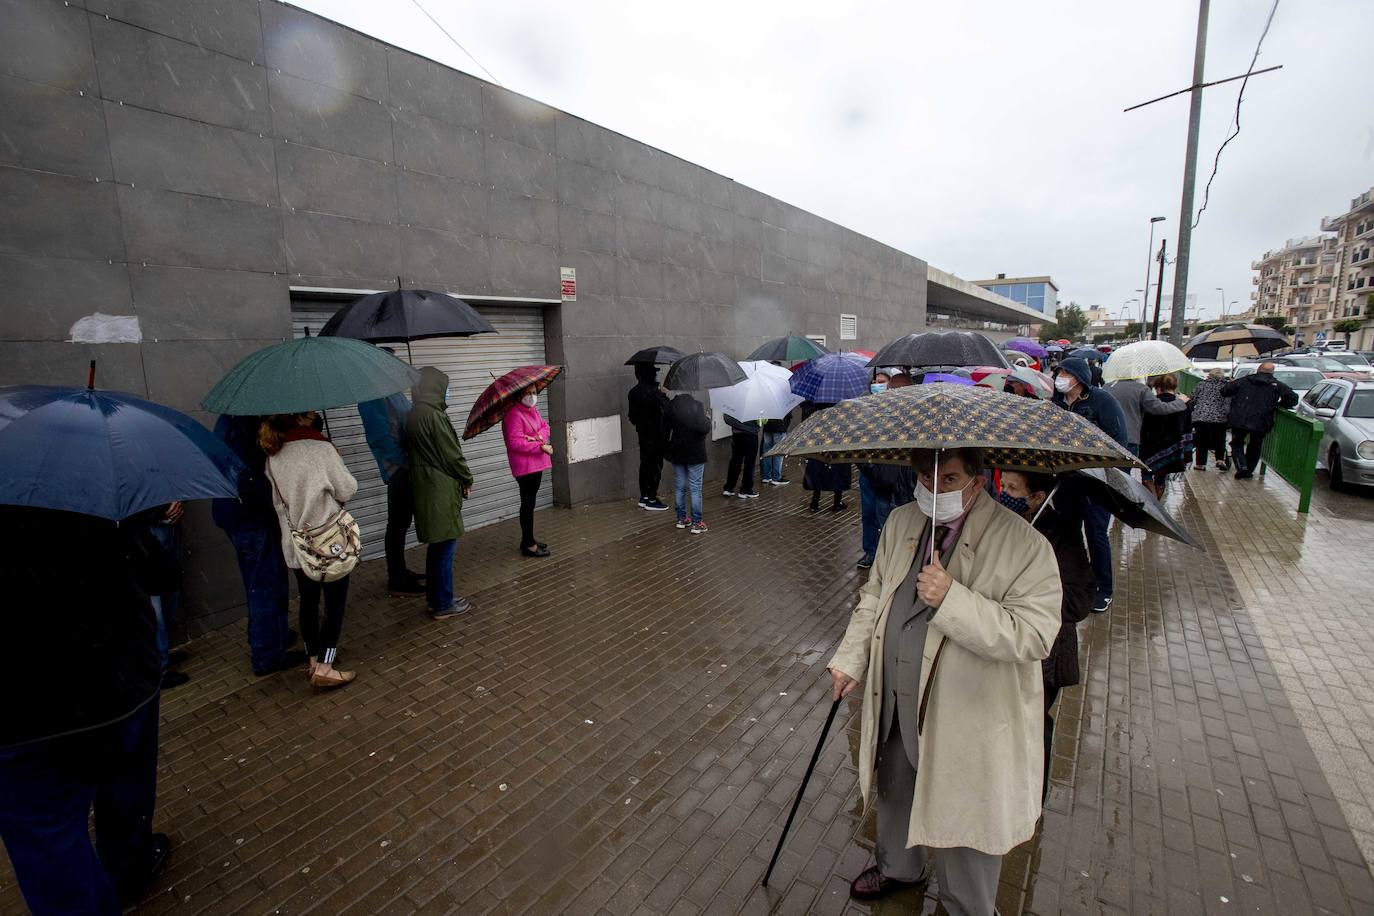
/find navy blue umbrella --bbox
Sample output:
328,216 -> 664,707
1069,347 -> 1106,362
0,385 -> 244,520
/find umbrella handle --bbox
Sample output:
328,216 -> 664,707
87,360 -> 96,391
762,696 -> 843,887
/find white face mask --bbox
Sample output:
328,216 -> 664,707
915,477 -> 975,523
1054,375 -> 1074,393
521,394 -> 538,408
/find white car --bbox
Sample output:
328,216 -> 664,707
1190,359 -> 1235,377
1231,364 -> 1326,400
1295,378 -> 1374,489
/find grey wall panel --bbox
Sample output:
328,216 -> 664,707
106,102 -> 276,203
0,167 -> 124,260
392,109 -> 483,182
0,76 -> 110,178
386,48 -> 481,129
554,114 -> 617,172
277,140 -> 397,221
396,170 -> 488,237
0,253 -> 132,340
615,215 -> 664,263
489,238 -> 557,296
86,0 -> 264,61
260,2 -> 387,101
0,340 -> 146,391
281,209 -> 395,280
268,71 -> 393,163
481,85 -> 556,153
485,136 -> 556,201
556,160 -> 615,217
489,192 -> 558,249
140,336 -> 275,413
0,0 -> 98,91
91,17 -> 271,133
119,185 -> 284,271
129,264 -> 290,340
557,205 -> 616,256
398,225 -> 489,293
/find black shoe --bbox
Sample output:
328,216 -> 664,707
167,648 -> 190,666
1091,595 -> 1112,614
521,545 -> 552,557
389,575 -> 426,596
116,833 -> 171,906
849,865 -> 929,901
809,501 -> 821,513
831,500 -> 848,512
430,597 -> 472,619
1235,471 -> 1254,479
161,670 -> 190,690
642,498 -> 669,512
857,553 -> 875,569
254,649 -> 309,677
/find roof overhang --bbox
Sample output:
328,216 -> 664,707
926,267 -> 1047,326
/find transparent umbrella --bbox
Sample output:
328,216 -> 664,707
1101,340 -> 1192,381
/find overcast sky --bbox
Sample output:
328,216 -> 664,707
296,0 -> 1373,323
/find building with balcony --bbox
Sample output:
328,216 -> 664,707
1304,187 -> 1374,347
1249,236 -> 1339,337
971,274 -> 1059,315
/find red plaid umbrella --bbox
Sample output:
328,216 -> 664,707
462,365 -> 562,440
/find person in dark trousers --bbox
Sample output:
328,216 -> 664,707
1223,361 -> 1298,479
0,508 -> 172,914
628,364 -> 671,511
663,391 -> 711,533
723,414 -> 760,499
1139,374 -> 1192,499
1052,357 -> 1128,615
406,367 -> 476,618
802,402 -> 853,512
213,415 -> 308,676
857,462 -> 915,569
1189,368 -> 1233,470
999,471 -> 1095,802
502,385 -> 553,557
359,390 -> 425,595
1105,376 -> 1188,457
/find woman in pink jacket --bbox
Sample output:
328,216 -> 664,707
502,387 -> 553,557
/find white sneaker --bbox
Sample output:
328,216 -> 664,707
722,490 -> 735,497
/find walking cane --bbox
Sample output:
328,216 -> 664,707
761,696 -> 843,887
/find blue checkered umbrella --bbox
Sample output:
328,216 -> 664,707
788,353 -> 870,404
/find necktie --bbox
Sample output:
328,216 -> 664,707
932,525 -> 950,558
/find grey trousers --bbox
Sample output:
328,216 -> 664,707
876,717 -> 1003,916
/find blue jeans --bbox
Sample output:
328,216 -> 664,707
227,525 -> 291,673
759,431 -> 784,481
858,474 -> 894,557
673,463 -> 705,524
426,538 -> 458,612
0,696 -> 160,915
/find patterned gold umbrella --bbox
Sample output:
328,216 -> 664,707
765,383 -> 1144,473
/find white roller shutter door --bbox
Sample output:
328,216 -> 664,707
291,300 -> 553,559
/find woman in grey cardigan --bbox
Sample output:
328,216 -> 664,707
262,412 -> 359,689
1189,368 -> 1233,470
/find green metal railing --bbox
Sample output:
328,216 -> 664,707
1178,369 -> 1321,513
1259,408 -> 1324,513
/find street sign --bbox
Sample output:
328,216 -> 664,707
560,267 -> 577,301
1315,331 -> 1327,344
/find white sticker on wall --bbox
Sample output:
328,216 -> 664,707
69,313 -> 142,344
566,415 -> 622,464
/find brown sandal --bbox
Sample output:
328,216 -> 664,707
310,668 -> 355,690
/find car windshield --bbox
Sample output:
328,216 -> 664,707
1273,369 -> 1324,389
1346,390 -> 1374,419
1303,356 -> 1354,372
1328,352 -> 1371,368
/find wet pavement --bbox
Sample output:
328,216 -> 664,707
2,462 -> 1373,915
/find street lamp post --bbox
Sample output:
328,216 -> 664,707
1142,217 -> 1166,335
1216,286 -> 1226,323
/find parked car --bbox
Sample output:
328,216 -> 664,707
1233,364 -> 1326,399
1270,354 -> 1372,381
1190,359 -> 1235,377
1323,351 -> 1372,371
1295,378 -> 1374,489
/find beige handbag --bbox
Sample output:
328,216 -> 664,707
268,467 -> 361,582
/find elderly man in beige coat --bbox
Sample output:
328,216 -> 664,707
829,447 -> 1061,915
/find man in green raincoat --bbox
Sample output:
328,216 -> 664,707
405,367 -> 475,619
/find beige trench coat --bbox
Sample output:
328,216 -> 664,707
828,489 -> 1062,855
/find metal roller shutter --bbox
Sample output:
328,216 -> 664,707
291,299 -> 553,559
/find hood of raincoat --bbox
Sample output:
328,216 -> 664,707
1059,357 -> 1093,389
414,366 -> 449,406
634,363 -> 658,384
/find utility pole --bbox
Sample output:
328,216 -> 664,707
1141,216 -> 1165,334
1151,239 -> 1169,341
1169,0 -> 1210,345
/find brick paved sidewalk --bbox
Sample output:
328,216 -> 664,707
2,468 -> 1372,915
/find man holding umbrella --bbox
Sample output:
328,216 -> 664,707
628,363 -> 671,511
829,447 -> 1061,912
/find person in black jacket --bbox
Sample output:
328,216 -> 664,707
213,414 -> 308,676
723,414 -> 761,499
1222,362 -> 1298,479
628,364 -> 671,511
999,471 -> 1095,801
0,508 -> 172,913
663,393 -> 712,533
801,402 -> 853,512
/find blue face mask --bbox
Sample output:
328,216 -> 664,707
997,492 -> 1030,515
870,383 -> 887,394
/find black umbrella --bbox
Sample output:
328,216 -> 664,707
663,352 -> 747,391
1062,467 -> 1202,547
1182,323 -> 1289,360
746,335 -> 830,363
624,345 -> 687,366
867,331 -> 1009,370
320,280 -> 497,361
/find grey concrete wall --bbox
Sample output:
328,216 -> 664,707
0,0 -> 927,624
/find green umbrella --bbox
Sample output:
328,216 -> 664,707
746,335 -> 831,362
767,382 -> 1143,473
201,336 -> 419,415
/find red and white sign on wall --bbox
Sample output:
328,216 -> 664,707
560,267 -> 577,301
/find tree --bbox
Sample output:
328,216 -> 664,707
1334,318 -> 1363,342
1255,316 -> 1288,331
1056,303 -> 1088,341
1036,322 -> 1060,343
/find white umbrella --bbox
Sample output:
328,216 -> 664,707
708,361 -> 803,422
1101,340 -> 1192,381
